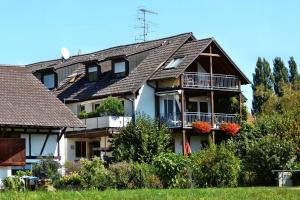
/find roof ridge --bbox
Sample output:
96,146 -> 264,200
27,32 -> 193,66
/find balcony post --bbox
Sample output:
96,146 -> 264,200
209,45 -> 213,89
210,91 -> 215,143
238,80 -> 242,122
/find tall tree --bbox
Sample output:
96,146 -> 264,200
288,56 -> 298,84
252,57 -> 274,114
273,57 -> 288,96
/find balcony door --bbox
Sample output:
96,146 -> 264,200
159,94 -> 181,127
187,97 -> 210,113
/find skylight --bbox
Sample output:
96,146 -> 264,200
165,57 -> 184,69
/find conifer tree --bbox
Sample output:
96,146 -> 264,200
288,56 -> 298,84
252,57 -> 274,114
273,57 -> 288,96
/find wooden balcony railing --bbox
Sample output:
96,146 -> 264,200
183,112 -> 239,128
182,72 -> 239,91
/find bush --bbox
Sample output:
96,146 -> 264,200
96,96 -> 124,116
153,152 -> 190,188
2,176 -> 24,191
245,135 -> 297,185
111,114 -> 171,163
32,156 -> 61,181
64,160 -> 81,174
109,162 -> 132,189
78,157 -> 110,190
55,172 -> 82,189
191,143 -> 241,187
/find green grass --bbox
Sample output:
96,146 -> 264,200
1,187 -> 300,200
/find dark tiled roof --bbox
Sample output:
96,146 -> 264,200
150,38 -> 213,80
0,66 -> 84,128
27,33 -> 190,72
54,33 -> 193,101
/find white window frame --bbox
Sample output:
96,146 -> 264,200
43,73 -> 55,89
114,61 -> 126,73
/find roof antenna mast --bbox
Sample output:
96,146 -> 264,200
135,7 -> 158,42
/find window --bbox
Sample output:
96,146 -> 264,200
80,105 -> 85,112
164,57 -> 184,69
87,66 -> 98,82
94,103 -> 100,112
75,141 -> 86,158
113,61 -> 127,78
200,102 -> 208,113
43,73 -> 55,89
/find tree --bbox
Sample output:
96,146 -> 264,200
252,57 -> 274,114
288,56 -> 298,84
111,114 -> 172,163
273,57 -> 288,96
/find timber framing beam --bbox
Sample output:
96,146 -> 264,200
200,53 -> 221,57
40,133 -> 50,156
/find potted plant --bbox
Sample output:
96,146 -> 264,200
192,121 -> 212,133
96,96 -> 124,116
220,122 -> 240,136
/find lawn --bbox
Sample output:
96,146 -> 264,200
1,187 -> 300,200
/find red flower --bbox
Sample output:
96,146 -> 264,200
192,121 -> 212,133
220,123 -> 240,136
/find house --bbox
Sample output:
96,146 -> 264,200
0,65 -> 84,181
26,32 -> 250,159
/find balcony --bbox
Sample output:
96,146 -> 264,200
182,72 -> 239,91
183,112 -> 239,128
67,116 -> 132,132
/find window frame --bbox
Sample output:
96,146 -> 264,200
41,70 -> 57,90
86,64 -> 101,82
75,141 -> 87,158
112,59 -> 129,78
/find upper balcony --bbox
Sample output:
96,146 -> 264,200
182,72 -> 240,91
67,116 -> 132,132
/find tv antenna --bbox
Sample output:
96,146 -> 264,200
135,7 -> 158,42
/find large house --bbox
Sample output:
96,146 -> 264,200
0,66 -> 84,181
26,32 -> 250,160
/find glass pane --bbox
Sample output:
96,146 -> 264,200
165,57 -> 184,69
200,102 -> 208,113
43,73 -> 55,89
88,66 -> 97,73
188,102 -> 198,112
89,72 -> 98,81
114,62 -> 126,73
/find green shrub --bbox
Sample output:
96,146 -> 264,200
32,156 -> 61,181
109,162 -> 132,189
153,152 -> 190,188
96,96 -> 124,116
191,143 -> 241,187
78,157 -> 110,190
245,135 -> 297,185
64,160 -> 81,174
54,172 -> 82,189
78,110 -> 88,119
112,114 -> 171,163
2,176 -> 24,191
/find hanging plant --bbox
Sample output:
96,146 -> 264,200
192,121 -> 212,133
220,123 -> 240,136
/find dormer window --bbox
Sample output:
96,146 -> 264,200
113,60 -> 128,78
87,65 -> 99,82
42,72 -> 56,89
165,57 -> 184,69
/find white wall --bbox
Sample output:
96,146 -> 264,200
190,135 -> 208,153
21,134 -> 57,157
135,84 -> 155,118
174,133 -> 183,154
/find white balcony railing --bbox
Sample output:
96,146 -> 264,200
182,72 -> 239,90
67,116 -> 132,132
183,112 -> 239,128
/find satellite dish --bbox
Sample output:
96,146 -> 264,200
61,47 -> 70,60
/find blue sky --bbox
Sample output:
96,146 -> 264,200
1,0 -> 300,110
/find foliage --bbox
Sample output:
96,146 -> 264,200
228,97 -> 248,121
78,157 -> 110,190
96,96 -> 124,116
252,57 -> 274,114
273,57 -> 289,96
2,176 -> 24,191
64,160 -> 81,174
111,114 -> 171,163
32,156 -> 61,181
190,143 -> 241,187
109,162 -> 132,189
55,172 -> 82,189
192,121 -> 211,133
288,56 -> 298,84
244,135 -> 297,185
220,123 -> 240,136
153,152 -> 190,188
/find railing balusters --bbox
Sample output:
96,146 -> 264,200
183,72 -> 239,90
